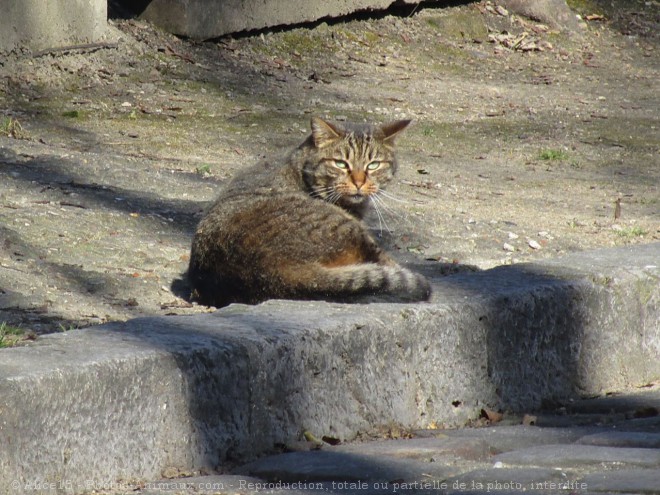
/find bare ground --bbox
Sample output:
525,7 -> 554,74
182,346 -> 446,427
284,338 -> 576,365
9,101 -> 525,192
0,1 -> 658,336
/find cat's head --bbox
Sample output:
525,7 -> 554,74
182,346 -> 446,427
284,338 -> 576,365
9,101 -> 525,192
302,117 -> 411,216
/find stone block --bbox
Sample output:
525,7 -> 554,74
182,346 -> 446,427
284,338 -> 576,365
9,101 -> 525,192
138,0 -> 431,40
0,0 -> 107,52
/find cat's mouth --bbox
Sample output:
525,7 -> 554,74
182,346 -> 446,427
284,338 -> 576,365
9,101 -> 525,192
343,193 -> 368,204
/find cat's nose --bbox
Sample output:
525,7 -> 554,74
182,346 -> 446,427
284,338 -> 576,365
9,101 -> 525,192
351,171 -> 366,189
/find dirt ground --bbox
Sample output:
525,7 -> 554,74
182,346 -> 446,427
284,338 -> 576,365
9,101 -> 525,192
0,1 -> 658,336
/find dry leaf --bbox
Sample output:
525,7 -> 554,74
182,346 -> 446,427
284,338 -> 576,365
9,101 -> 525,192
522,414 -> 537,425
481,408 -> 504,423
322,435 -> 341,446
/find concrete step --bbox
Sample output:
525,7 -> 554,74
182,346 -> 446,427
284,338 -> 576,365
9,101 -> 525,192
0,242 -> 658,493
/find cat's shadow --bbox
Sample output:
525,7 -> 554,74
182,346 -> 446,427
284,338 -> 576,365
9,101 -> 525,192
171,275 -> 193,303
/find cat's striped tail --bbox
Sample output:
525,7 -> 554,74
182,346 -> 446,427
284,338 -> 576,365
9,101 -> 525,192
281,263 -> 432,302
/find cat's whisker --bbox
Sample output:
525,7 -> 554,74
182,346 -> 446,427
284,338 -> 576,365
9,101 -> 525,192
310,185 -> 338,199
371,192 -> 404,220
310,185 -> 336,194
376,189 -> 409,204
325,191 -> 343,205
369,196 -> 394,236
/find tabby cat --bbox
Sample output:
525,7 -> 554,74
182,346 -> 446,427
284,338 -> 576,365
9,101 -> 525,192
188,117 -> 431,307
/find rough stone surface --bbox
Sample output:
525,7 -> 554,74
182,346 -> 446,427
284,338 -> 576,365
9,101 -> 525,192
138,0 -> 435,39
0,0 -> 107,52
0,243 -> 658,493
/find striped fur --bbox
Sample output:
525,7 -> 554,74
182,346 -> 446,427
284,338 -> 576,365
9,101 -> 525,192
188,117 -> 431,307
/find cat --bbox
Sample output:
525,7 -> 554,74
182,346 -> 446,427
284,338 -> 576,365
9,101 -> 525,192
188,117 -> 431,307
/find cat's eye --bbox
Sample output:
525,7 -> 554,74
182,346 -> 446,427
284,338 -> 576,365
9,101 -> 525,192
366,161 -> 382,171
334,160 -> 350,170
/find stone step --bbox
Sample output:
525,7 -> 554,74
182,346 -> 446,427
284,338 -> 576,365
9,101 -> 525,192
0,243 -> 658,493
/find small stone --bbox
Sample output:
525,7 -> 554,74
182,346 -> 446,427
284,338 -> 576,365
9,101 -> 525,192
503,243 -> 515,252
528,239 -> 542,250
508,232 -> 519,240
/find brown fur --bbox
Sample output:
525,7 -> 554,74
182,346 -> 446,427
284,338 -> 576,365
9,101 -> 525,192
188,117 -> 431,307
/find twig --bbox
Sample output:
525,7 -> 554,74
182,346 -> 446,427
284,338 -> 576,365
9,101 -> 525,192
400,179 -> 441,190
32,41 -> 119,58
59,201 -> 87,209
0,263 -> 27,274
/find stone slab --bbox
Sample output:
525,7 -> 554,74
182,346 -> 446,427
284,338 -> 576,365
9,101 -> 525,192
234,449 -> 458,483
138,0 -> 437,40
0,243 -> 658,493
445,468 -> 572,493
332,437 -> 490,461
141,475 -> 271,494
577,431 -> 660,449
580,470 -> 660,494
563,389 -> 660,414
494,444 -> 660,468
0,0 -> 107,52
613,416 -> 660,433
437,425 -> 598,454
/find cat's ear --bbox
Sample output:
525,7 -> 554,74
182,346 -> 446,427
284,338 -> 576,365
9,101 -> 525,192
311,117 -> 343,148
380,119 -> 412,142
